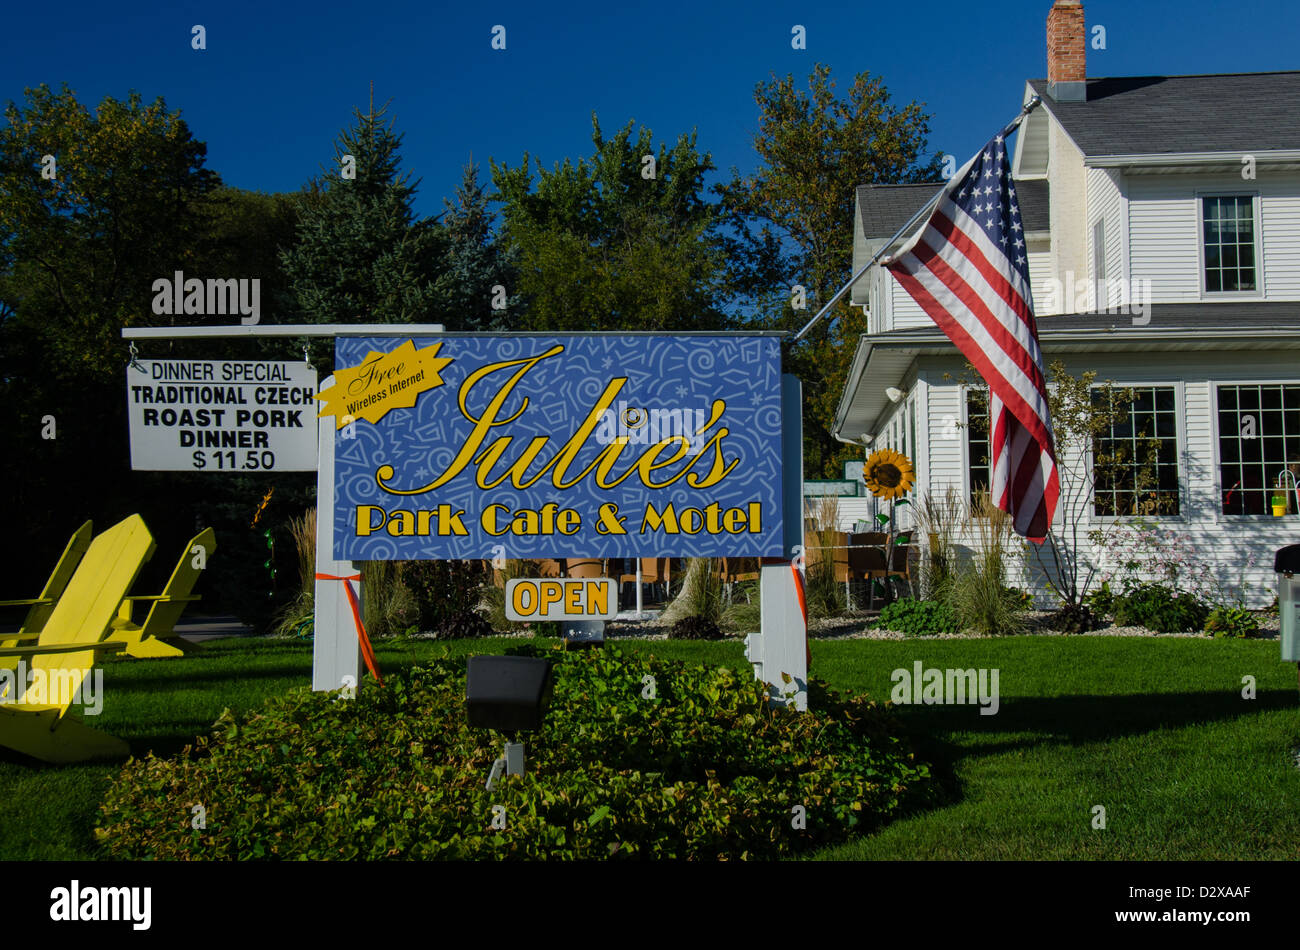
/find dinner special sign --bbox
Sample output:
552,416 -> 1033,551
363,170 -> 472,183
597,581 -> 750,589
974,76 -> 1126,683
321,335 -> 785,560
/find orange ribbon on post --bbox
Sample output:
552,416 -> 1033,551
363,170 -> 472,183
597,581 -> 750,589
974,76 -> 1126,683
791,563 -> 811,671
315,572 -> 384,687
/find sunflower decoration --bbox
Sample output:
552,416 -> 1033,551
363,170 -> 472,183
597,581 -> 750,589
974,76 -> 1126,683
862,448 -> 915,500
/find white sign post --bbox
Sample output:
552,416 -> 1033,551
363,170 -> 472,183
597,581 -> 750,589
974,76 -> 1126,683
312,373 -> 363,694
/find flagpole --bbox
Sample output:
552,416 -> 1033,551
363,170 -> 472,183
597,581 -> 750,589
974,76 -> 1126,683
792,96 -> 1042,342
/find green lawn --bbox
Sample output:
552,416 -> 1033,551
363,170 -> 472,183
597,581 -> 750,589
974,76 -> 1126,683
2,635 -> 1297,860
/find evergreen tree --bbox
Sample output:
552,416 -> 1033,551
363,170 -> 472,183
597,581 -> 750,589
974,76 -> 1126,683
492,116 -> 730,332
433,161 -> 516,330
281,101 -> 443,324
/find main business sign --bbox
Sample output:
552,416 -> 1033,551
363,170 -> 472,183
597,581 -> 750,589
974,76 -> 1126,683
323,335 -> 785,559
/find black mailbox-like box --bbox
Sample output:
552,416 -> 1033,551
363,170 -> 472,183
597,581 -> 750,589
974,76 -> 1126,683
1276,545 -> 1300,574
466,655 -> 554,732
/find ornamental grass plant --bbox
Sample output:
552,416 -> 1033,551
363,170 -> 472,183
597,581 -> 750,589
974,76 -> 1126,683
943,492 -> 1030,636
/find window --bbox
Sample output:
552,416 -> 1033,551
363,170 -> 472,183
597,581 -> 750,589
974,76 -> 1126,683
966,389 -> 990,503
1217,384 -> 1300,515
1201,195 -> 1257,293
1092,386 -> 1180,516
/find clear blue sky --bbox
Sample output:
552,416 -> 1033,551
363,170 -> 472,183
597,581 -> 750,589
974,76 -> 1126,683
2,0 -> 1296,217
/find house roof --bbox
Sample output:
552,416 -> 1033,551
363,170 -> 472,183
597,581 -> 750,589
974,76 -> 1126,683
833,303 -> 1300,440
1028,72 -> 1300,157
856,180 -> 1050,242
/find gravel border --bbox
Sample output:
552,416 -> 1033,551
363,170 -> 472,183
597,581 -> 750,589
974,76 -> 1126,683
360,608 -> 1281,643
598,609 -> 1282,643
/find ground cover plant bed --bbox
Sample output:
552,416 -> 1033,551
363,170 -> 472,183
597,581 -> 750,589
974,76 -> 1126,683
4,635 -> 1296,861
94,644 -> 933,860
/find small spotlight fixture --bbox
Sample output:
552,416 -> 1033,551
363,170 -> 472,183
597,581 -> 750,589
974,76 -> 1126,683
885,387 -> 904,404
466,655 -> 554,790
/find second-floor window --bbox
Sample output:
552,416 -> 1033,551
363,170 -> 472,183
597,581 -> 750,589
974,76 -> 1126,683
1201,195 -> 1257,293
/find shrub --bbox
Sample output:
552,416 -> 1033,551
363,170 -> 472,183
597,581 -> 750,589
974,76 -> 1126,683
945,573 -> 1030,637
721,587 -> 761,635
1083,581 -> 1116,620
668,616 -> 725,640
96,645 -> 934,860
403,560 -> 492,634
1111,583 -> 1210,633
1047,603 -> 1099,634
426,609 -> 494,640
875,598 -> 958,636
1204,605 -> 1261,639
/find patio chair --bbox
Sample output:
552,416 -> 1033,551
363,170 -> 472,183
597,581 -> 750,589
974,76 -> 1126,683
563,558 -> 606,579
721,557 -> 761,603
618,558 -> 672,606
109,527 -> 216,658
0,521 -> 93,672
0,514 -> 156,763
848,532 -> 889,609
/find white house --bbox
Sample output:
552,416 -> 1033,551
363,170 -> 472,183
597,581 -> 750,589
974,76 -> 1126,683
833,0 -> 1300,607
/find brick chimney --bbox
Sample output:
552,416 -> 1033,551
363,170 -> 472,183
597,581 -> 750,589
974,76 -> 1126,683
1046,0 -> 1086,102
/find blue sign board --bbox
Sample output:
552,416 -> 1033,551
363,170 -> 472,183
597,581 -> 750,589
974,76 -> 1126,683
330,334 -> 785,559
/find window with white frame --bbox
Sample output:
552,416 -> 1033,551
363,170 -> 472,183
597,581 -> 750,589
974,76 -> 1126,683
965,389 -> 990,503
1201,195 -> 1258,293
1092,385 -> 1181,517
1217,383 -> 1300,515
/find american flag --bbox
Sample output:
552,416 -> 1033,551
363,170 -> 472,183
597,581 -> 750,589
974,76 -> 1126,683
884,131 -> 1060,541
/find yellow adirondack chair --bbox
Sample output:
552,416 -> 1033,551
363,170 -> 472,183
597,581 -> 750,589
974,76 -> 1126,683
0,515 -> 155,763
110,527 -> 216,658
0,521 -> 94,672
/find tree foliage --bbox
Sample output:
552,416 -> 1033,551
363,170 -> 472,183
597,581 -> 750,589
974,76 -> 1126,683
722,64 -> 944,477
432,162 -> 516,330
280,101 -> 443,325
0,84 -> 310,624
0,83 -> 219,381
492,116 -> 729,332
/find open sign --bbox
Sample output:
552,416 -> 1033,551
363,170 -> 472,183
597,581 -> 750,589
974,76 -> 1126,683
504,578 -> 618,621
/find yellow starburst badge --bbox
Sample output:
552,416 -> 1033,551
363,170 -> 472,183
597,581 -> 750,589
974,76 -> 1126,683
315,340 -> 453,428
862,448 -> 915,500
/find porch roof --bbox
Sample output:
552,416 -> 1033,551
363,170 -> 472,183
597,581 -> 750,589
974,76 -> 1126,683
833,303 -> 1300,440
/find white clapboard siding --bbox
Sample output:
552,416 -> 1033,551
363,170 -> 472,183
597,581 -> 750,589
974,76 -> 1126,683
921,375 -> 967,496
1127,178 -> 1202,301
833,496 -> 875,532
1262,188 -> 1300,298
1086,167 -> 1127,309
1128,170 -> 1300,302
1027,245 -> 1057,314
890,275 -> 931,329
911,350 -> 1300,608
